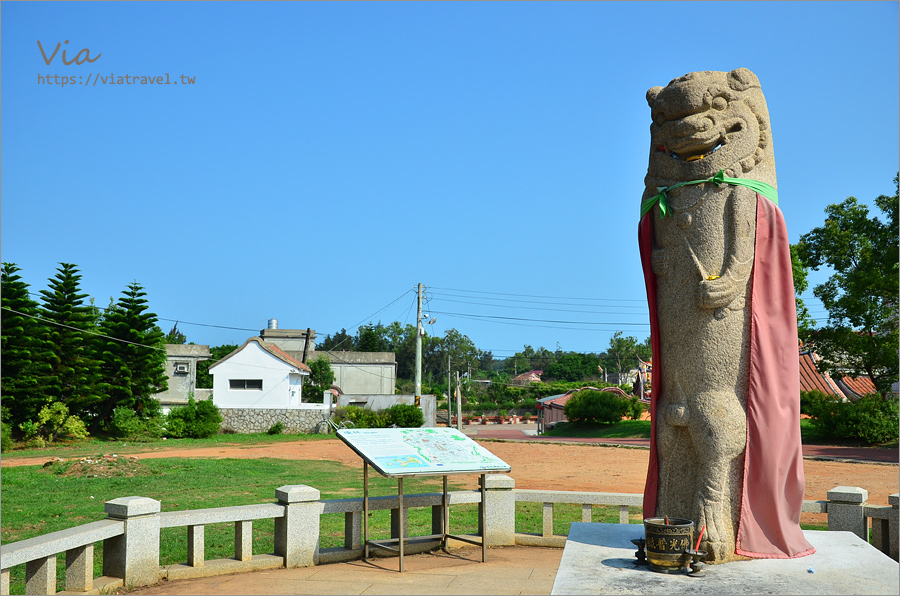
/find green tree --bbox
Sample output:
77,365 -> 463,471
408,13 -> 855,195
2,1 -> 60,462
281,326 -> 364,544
429,328 -> 483,383
95,282 -> 168,427
196,344 -> 239,389
1,263 -> 55,426
796,176 -> 899,395
600,332 -> 652,381
502,345 -> 555,376
164,322 -> 187,344
317,328 -> 356,351
306,355 -> 336,400
357,324 -> 386,352
543,352 -> 602,382
39,263 -> 103,422
790,245 -> 816,334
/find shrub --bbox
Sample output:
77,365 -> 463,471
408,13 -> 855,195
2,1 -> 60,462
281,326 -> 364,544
563,389 -> 630,425
343,405 -> 389,429
807,393 -> 899,445
1,420 -> 14,452
385,404 -> 424,428
19,403 -> 90,446
625,396 -> 646,420
267,421 -> 285,435
166,396 -> 223,438
107,406 -> 165,441
800,389 -> 831,417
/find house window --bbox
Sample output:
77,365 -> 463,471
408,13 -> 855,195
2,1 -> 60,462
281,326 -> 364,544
230,379 -> 263,390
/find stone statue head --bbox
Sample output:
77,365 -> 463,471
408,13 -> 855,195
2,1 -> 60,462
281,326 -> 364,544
645,68 -> 776,188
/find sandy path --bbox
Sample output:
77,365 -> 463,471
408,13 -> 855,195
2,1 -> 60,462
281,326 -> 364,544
4,439 -> 895,506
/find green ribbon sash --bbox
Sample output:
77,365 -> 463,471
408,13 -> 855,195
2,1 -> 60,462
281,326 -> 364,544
640,170 -> 778,219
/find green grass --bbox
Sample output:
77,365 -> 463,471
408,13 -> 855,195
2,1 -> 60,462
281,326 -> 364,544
543,419 -> 651,439
1,457 -> 478,595
544,418 -> 898,449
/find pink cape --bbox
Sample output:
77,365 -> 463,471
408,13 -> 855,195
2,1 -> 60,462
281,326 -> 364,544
639,194 -> 815,559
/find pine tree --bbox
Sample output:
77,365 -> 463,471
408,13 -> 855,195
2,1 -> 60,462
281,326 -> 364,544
39,263 -> 103,423
96,281 -> 168,423
1,263 -> 54,426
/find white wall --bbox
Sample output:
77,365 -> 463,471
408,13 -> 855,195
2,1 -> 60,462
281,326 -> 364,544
212,341 -> 309,409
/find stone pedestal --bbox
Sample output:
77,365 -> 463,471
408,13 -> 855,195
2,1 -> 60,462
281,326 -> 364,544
552,523 -> 899,595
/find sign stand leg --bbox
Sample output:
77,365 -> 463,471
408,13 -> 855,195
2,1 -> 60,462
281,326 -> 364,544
363,462 -> 369,561
398,477 -> 405,572
442,475 -> 449,551
480,473 -> 487,563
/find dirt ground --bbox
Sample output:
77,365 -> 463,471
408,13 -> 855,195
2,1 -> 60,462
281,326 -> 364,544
5,438 -> 896,509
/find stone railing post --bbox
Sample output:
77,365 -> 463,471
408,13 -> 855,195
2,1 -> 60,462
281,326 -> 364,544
826,486 -> 868,541
274,485 -> 324,567
890,494 -> 899,561
481,475 -> 515,546
874,493 -> 900,561
102,497 -> 161,588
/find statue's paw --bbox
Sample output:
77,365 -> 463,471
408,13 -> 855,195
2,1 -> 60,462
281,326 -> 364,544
651,249 -> 667,275
704,539 -> 732,562
698,276 -> 740,309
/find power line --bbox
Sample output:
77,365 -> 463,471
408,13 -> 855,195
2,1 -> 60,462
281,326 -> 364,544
430,286 -> 647,303
429,310 -> 650,328
433,296 -> 648,315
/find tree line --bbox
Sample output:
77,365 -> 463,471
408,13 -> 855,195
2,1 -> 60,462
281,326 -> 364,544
1,263 -> 168,436
316,322 -> 651,396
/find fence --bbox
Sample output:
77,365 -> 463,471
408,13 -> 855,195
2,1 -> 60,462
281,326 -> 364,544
2,480 -> 897,595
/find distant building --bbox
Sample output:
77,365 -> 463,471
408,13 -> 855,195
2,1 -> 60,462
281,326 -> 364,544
511,370 -> 543,386
210,337 -> 311,409
155,344 -> 211,413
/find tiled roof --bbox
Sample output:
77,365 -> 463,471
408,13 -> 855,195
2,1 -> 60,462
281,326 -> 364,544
798,350 -> 843,395
838,375 -> 877,398
263,342 -> 312,373
512,370 -> 543,381
208,337 -> 311,373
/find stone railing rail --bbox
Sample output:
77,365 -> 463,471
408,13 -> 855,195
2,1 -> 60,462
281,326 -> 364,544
2,480 -> 896,595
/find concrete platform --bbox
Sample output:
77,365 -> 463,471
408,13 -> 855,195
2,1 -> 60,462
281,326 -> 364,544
552,523 -> 899,595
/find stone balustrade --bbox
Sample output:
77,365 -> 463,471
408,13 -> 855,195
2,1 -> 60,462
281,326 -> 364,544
2,480 -> 897,595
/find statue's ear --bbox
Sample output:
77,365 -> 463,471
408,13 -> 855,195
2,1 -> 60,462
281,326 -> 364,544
727,68 -> 760,92
646,86 -> 663,107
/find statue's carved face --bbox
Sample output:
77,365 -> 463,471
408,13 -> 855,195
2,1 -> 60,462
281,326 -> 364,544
646,68 -> 771,181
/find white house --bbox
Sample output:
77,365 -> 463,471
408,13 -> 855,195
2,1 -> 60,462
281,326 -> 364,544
210,337 -> 312,409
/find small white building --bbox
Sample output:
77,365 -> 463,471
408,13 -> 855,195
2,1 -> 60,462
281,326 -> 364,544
210,337 -> 312,409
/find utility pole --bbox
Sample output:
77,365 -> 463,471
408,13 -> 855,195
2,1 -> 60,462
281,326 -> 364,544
415,283 -> 423,407
447,354 -> 452,426
455,371 -> 463,432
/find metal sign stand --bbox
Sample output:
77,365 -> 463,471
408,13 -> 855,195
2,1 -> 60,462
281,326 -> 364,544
361,461 -> 489,572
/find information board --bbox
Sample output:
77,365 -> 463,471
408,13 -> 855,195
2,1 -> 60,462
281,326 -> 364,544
337,427 -> 511,477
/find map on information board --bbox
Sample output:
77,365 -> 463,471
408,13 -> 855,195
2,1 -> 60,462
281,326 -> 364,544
336,427 -> 511,477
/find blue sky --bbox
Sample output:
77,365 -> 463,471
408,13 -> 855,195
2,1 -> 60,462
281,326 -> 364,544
2,1 -> 898,360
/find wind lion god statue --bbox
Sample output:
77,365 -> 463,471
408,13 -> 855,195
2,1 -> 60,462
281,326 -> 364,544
637,68 -> 814,562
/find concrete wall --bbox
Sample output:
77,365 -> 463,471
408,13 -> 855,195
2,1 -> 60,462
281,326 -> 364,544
212,342 -> 308,409
305,351 -> 397,395
259,327 -> 316,353
155,344 -> 210,407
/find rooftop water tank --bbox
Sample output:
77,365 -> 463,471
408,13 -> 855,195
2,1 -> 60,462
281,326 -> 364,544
267,318 -> 278,330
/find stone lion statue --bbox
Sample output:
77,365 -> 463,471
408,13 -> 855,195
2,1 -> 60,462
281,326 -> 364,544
638,68 -> 814,563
